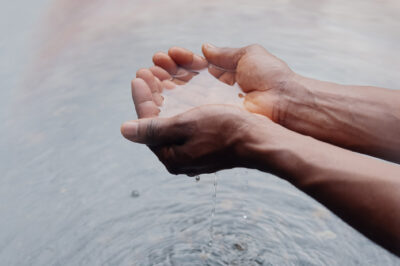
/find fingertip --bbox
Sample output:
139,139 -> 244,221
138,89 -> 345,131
201,43 -> 210,56
136,68 -> 161,93
202,43 -> 216,51
168,46 -> 187,56
202,43 -> 217,61
131,77 -> 145,89
152,52 -> 165,63
152,52 -> 178,74
136,68 -> 147,78
120,123 -> 127,138
136,68 -> 156,81
121,121 -> 139,141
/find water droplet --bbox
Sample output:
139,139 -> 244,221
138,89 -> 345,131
243,215 -> 247,219
195,176 -> 200,182
130,190 -> 140,198
233,243 -> 245,251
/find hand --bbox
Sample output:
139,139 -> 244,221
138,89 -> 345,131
202,44 -> 295,120
121,76 -> 282,176
149,44 -> 296,121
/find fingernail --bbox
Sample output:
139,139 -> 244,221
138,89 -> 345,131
204,43 -> 215,49
121,121 -> 138,141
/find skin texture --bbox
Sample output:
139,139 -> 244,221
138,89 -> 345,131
121,44 -> 400,256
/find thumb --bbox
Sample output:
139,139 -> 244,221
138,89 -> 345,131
243,92 -> 276,121
202,43 -> 244,70
121,117 -> 182,146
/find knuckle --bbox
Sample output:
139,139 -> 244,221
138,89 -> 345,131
145,119 -> 159,144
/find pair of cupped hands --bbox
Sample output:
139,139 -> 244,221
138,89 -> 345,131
121,44 -> 297,176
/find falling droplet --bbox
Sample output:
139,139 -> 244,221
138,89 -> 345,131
130,190 -> 140,198
195,176 -> 200,182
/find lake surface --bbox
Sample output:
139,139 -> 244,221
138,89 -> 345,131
1,0 -> 400,265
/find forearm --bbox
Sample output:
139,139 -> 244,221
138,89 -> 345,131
275,75 -> 400,163
251,129 -> 400,255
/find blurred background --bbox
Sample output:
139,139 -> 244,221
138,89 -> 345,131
1,0 -> 400,265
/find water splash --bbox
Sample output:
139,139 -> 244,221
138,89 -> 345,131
242,171 -> 249,220
208,173 -> 218,247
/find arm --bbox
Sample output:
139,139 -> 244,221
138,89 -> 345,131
122,107 -> 400,255
122,67 -> 400,256
275,75 -> 400,163
244,120 -> 400,256
197,44 -> 400,163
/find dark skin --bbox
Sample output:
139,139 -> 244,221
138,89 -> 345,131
121,44 -> 400,256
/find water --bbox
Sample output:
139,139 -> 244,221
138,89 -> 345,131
208,174 -> 218,248
1,0 -> 400,265
159,69 -> 244,117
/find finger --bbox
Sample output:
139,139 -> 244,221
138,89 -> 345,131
136,68 -> 163,106
218,72 -> 236,85
136,68 -> 161,93
168,46 -> 208,70
208,64 -> 236,85
149,66 -> 172,81
202,43 -> 244,70
153,52 -> 178,74
154,76 -> 165,93
171,69 -> 196,83
121,117 -> 186,146
152,51 -> 194,82
162,79 -> 176,90
131,78 -> 159,118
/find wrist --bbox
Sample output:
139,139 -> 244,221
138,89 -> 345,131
272,73 -> 314,127
234,116 -> 301,175
237,117 -> 321,186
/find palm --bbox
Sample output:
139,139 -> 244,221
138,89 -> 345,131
135,45 -> 292,120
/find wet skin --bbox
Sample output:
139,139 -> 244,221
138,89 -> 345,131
121,44 -> 400,256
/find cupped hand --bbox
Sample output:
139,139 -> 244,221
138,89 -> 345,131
121,75 -> 279,176
149,44 -> 295,121
202,44 -> 295,120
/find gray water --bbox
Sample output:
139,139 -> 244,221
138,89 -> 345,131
1,0 -> 400,265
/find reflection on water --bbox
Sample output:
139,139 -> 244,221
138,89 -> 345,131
1,0 -> 400,265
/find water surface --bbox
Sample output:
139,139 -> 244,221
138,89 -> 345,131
1,0 -> 400,265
